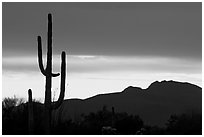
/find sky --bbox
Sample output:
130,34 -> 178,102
2,2 -> 202,101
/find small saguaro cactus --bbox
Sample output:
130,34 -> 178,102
111,107 -> 115,127
37,13 -> 66,134
28,89 -> 34,134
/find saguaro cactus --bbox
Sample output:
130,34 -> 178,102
28,89 -> 34,134
37,13 -> 66,134
111,107 -> 115,128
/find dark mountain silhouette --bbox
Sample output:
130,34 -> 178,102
52,80 -> 201,127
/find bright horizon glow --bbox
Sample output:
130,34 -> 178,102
2,55 -> 202,102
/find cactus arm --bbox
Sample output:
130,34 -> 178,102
38,36 -> 60,77
38,36 -> 47,76
51,72 -> 60,77
52,51 -> 66,109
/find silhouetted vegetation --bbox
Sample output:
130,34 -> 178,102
2,96 -> 25,109
142,125 -> 165,135
165,113 -> 202,135
2,96 -> 26,134
2,98 -> 202,135
140,113 -> 202,135
52,106 -> 144,135
2,97 -> 43,135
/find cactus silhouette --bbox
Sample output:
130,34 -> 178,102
37,13 -> 66,134
111,107 -> 115,127
28,89 -> 34,134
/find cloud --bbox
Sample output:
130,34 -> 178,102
2,55 -> 201,76
68,55 -> 201,74
2,55 -> 202,99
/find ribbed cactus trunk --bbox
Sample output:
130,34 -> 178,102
111,107 -> 115,128
44,13 -> 53,134
28,89 -> 34,134
37,13 -> 66,134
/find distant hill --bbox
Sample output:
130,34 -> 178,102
52,80 -> 202,127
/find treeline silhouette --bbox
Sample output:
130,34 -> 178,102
2,97 -> 43,135
53,106 -> 143,135
2,97 -> 201,135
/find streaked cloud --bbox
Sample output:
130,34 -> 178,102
3,55 -> 201,75
2,55 -> 201,99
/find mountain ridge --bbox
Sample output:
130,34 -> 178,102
52,80 -> 202,127
64,80 -> 201,101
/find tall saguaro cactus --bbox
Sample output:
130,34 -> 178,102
37,13 -> 66,134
